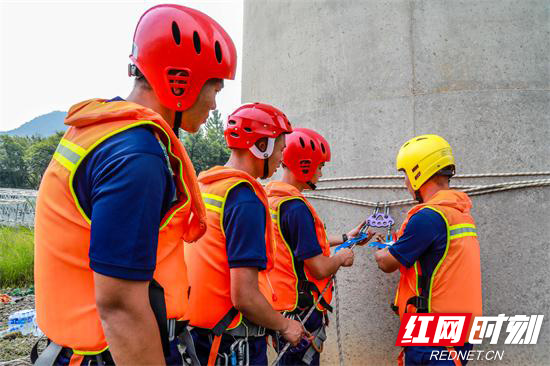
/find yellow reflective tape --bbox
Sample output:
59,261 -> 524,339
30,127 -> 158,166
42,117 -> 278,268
202,193 -> 224,213
449,223 -> 476,230
202,193 -> 224,205
414,262 -> 420,296
275,196 -> 305,312
449,226 -> 477,238
420,206 -> 451,313
72,345 -> 109,355
449,232 -> 478,240
59,138 -> 86,156
204,203 -> 222,213
53,151 -> 75,171
203,196 -> 223,208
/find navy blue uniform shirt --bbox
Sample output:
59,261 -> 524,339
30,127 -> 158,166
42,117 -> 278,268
389,208 -> 448,281
279,199 -> 323,261
223,183 -> 268,269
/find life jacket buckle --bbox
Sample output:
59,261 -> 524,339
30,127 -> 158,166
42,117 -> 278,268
406,296 -> 429,313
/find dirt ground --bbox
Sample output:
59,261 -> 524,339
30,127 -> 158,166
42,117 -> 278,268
0,289 -> 37,365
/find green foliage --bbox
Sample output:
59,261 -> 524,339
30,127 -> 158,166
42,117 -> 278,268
0,109 -> 229,189
180,110 -> 230,173
0,135 -> 33,188
0,226 -> 34,287
0,132 -> 63,189
25,132 -> 64,188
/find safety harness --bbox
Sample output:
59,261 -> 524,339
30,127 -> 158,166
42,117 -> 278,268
202,307 -> 270,366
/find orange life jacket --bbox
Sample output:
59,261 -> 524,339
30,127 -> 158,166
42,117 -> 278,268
34,99 -> 206,354
185,166 -> 276,330
266,181 -> 333,313
392,190 -> 482,333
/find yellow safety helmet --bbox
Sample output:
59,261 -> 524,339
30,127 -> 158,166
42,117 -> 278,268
396,134 -> 455,191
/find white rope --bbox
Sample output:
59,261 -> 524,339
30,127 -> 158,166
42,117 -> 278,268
271,278 -> 334,366
319,171 -> 550,182
315,184 -> 479,191
315,179 -> 550,192
305,179 -> 550,207
334,275 -> 345,366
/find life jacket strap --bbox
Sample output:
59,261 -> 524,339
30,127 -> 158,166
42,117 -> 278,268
298,280 -> 333,313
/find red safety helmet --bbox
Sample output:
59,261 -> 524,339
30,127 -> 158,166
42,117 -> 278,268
129,4 -> 237,111
283,128 -> 331,182
225,103 -> 293,159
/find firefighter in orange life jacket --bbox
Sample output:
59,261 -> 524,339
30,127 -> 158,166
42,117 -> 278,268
33,5 -> 236,366
185,103 -> 307,366
373,135 -> 482,366
266,128 -> 374,366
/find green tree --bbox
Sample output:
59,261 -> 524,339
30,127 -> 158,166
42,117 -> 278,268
0,135 -> 33,188
180,110 -> 230,173
24,131 -> 64,188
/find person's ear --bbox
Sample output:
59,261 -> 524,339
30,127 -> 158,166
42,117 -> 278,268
255,137 -> 268,152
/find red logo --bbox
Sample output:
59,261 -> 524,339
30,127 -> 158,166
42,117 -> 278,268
396,313 -> 472,346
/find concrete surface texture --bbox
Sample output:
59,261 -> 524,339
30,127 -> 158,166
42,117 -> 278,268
242,1 -> 550,365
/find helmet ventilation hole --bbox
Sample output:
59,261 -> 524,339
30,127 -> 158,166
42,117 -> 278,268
172,22 -> 181,45
228,120 -> 237,125
299,137 -> 305,148
310,140 -> 316,151
320,143 -> 326,154
230,132 -> 239,138
193,31 -> 201,54
416,137 -> 427,141
412,164 -> 419,172
215,41 -> 223,63
244,127 -> 252,133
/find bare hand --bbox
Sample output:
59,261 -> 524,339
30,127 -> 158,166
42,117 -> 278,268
373,233 -> 385,243
353,229 -> 376,247
336,248 -> 354,267
346,221 -> 365,239
280,318 -> 306,346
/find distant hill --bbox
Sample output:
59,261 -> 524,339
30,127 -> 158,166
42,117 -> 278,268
1,111 -> 67,137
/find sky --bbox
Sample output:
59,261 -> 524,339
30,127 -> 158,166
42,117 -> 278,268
0,0 -> 243,131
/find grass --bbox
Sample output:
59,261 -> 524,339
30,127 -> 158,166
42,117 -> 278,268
0,226 -> 34,287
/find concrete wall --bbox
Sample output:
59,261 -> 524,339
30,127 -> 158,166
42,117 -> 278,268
242,1 -> 550,365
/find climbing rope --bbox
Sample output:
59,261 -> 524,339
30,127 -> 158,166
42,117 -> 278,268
319,171 -> 550,182
271,278 -> 334,366
306,178 -> 550,207
333,275 -> 345,366
315,184 -> 480,191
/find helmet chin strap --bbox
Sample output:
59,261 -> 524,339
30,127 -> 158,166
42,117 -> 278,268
306,181 -> 317,190
173,111 -> 183,138
415,190 -> 423,203
261,158 -> 269,180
